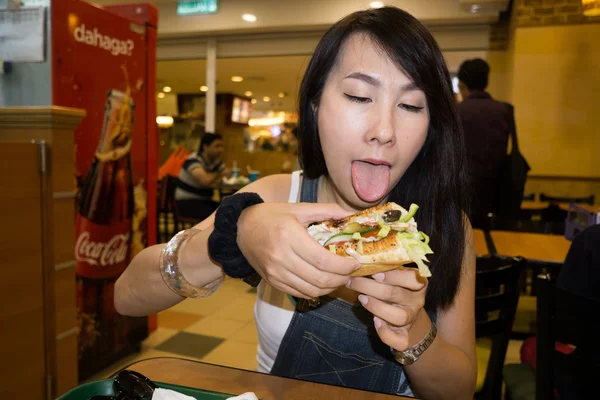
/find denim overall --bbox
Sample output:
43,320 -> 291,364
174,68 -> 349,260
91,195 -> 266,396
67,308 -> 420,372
270,176 -> 436,397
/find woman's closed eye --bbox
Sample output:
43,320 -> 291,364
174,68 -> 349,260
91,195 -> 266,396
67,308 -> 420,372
344,93 -> 371,104
399,103 -> 424,113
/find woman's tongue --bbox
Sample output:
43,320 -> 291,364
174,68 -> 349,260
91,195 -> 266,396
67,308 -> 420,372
351,161 -> 391,203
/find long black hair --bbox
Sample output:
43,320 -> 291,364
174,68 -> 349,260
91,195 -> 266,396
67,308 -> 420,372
297,7 -> 470,312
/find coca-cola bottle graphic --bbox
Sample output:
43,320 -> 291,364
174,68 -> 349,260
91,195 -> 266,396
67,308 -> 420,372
75,83 -> 135,371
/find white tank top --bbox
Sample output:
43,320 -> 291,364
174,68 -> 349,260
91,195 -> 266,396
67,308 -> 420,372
253,170 -> 302,373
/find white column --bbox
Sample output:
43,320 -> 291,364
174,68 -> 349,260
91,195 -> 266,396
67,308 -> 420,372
205,38 -> 217,133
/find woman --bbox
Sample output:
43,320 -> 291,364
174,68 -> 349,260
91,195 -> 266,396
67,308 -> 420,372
116,7 -> 476,399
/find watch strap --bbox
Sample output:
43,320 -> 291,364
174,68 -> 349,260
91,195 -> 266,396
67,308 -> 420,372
393,322 -> 437,365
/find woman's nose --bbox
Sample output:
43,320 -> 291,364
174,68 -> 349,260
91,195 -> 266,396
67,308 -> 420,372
366,108 -> 395,145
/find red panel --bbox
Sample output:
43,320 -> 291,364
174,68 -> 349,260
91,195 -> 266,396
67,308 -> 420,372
51,0 -> 157,373
105,3 -> 159,28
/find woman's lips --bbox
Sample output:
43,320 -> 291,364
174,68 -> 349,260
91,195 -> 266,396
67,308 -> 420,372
357,158 -> 391,167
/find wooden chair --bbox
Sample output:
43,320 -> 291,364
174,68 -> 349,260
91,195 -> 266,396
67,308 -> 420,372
474,255 -> 525,400
539,193 -> 595,205
536,274 -> 600,400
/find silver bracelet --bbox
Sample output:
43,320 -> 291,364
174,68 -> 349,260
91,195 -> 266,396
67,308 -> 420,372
159,229 -> 224,298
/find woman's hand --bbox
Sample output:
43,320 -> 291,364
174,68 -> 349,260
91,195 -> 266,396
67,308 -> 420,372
237,202 -> 359,299
348,269 -> 428,351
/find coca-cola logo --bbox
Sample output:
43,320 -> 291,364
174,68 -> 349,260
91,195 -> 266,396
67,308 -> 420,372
75,231 -> 130,267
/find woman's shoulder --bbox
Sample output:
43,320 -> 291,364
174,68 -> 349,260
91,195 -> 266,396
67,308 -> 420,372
239,173 -> 296,203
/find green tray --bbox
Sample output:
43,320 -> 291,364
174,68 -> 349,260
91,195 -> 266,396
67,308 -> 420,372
58,379 -> 234,400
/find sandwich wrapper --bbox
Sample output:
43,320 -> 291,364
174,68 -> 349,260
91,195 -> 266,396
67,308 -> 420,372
152,388 -> 258,400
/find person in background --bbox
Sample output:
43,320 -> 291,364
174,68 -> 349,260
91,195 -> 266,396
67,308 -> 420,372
554,224 -> 600,399
175,132 -> 229,220
518,224 -> 600,399
457,58 -> 511,219
291,127 -> 300,171
281,127 -> 300,173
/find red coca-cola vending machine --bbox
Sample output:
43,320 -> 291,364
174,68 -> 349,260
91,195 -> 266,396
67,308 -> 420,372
51,0 -> 158,380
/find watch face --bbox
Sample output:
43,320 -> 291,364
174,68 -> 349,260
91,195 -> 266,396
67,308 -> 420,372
395,351 -> 417,365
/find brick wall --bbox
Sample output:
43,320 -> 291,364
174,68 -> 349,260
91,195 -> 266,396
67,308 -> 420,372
515,0 -> 600,26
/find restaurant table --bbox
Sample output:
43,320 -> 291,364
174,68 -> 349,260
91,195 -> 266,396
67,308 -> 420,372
473,229 -> 489,256
124,357 -> 408,400
489,231 -> 571,263
521,200 -> 599,213
472,228 -> 571,263
213,182 -> 247,202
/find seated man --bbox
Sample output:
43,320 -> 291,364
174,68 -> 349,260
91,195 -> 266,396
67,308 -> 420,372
175,132 -> 229,220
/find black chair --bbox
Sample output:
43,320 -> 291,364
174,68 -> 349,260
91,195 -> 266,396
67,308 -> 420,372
157,176 -> 210,242
172,175 -> 219,228
156,176 -> 178,243
536,274 -> 600,400
526,260 -> 562,297
539,193 -> 595,205
475,255 -> 525,400
511,260 -> 562,340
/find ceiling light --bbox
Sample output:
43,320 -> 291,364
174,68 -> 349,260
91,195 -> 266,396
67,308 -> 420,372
242,13 -> 257,22
156,116 -> 174,128
263,96 -> 271,102
244,91 -> 253,97
157,92 -> 165,98
369,1 -> 384,8
470,4 -> 480,13
200,85 -> 208,92
582,0 -> 600,16
277,92 -> 286,98
251,98 -> 257,104
248,116 -> 285,127
231,76 -> 244,82
162,86 -> 172,93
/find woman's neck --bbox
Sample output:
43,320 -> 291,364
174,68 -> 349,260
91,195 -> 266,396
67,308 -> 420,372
317,175 -> 388,213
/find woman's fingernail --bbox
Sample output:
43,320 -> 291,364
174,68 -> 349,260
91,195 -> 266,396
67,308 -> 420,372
372,273 -> 385,282
346,279 -> 352,288
358,294 -> 368,305
373,316 -> 382,329
353,263 -> 361,271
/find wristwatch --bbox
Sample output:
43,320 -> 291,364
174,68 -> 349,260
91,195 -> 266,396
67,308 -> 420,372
392,322 -> 437,365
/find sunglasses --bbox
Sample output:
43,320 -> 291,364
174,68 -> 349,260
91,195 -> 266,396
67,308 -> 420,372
89,370 -> 157,400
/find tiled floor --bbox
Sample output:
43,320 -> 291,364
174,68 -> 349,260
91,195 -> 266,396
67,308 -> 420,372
86,276 -> 525,384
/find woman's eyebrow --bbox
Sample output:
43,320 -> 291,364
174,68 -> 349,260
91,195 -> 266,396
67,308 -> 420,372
400,81 -> 420,92
343,72 -> 420,92
344,72 -> 381,88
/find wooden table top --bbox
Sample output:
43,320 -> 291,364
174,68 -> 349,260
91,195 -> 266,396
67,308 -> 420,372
124,358 -> 407,400
490,231 -> 571,263
521,201 -> 599,213
473,229 -> 489,256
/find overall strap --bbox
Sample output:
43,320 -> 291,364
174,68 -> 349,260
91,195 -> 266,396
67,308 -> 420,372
300,175 -> 319,203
